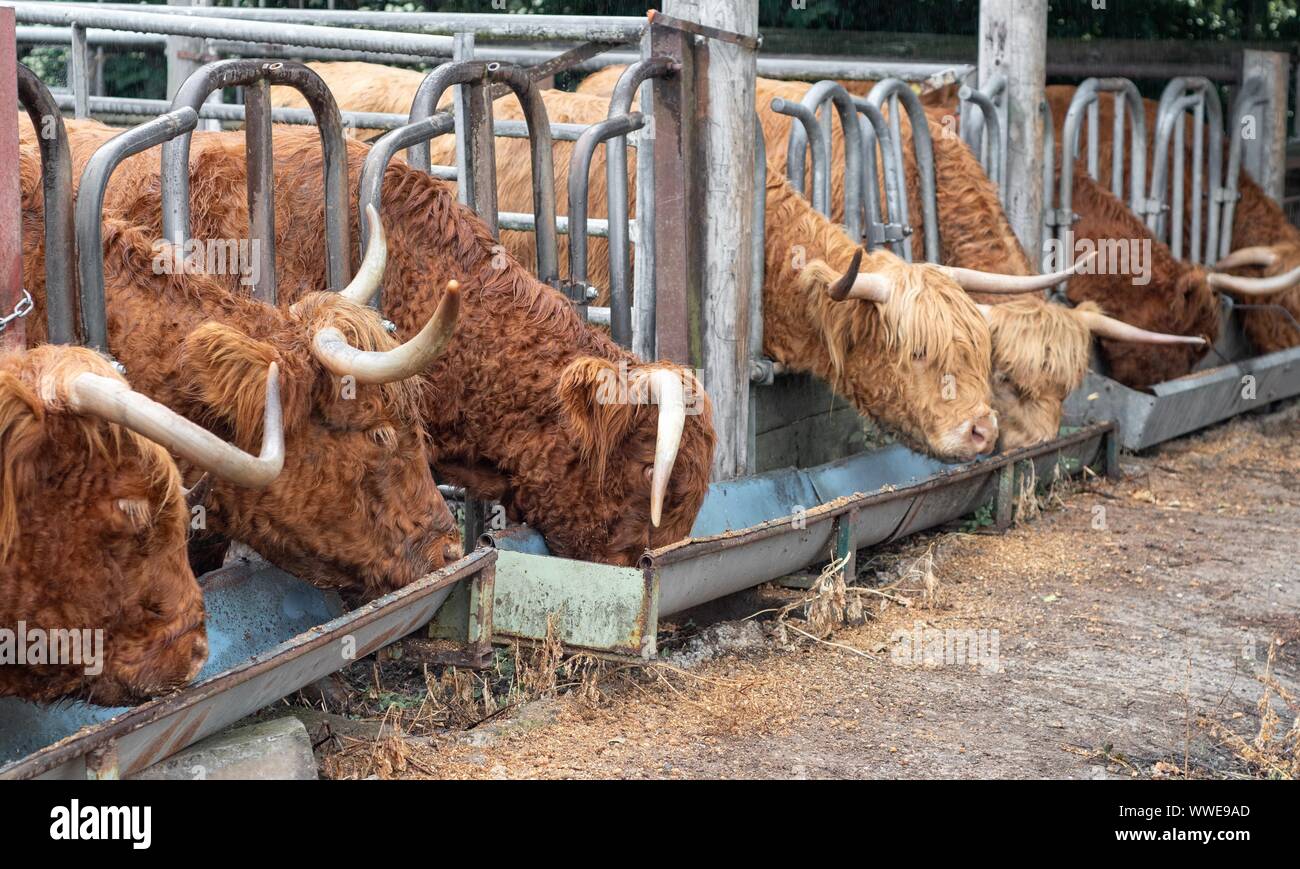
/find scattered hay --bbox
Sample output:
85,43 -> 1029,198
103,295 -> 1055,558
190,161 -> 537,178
1200,641 -> 1299,780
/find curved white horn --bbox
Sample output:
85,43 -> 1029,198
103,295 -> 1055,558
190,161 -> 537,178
339,204 -> 388,306
1207,263 -> 1300,296
647,369 -> 687,528
68,364 -> 285,489
313,280 -> 461,384
1212,245 -> 1280,271
940,250 -> 1099,294
1075,310 -> 1206,346
825,249 -> 893,304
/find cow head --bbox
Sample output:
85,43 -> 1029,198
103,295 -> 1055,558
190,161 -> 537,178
1208,245 -> 1300,351
153,212 -> 463,600
802,251 -> 998,461
1,345 -> 284,705
557,358 -> 715,564
979,299 -> 1206,450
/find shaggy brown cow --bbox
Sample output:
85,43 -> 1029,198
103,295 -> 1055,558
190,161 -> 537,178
1,344 -> 280,704
1044,85 -> 1300,354
565,70 -> 1204,445
77,127 -> 717,567
428,90 -> 1005,459
18,130 -> 461,600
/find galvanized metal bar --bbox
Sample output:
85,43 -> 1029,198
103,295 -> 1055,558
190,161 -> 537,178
959,83 -> 1003,193
243,78 -> 276,303
68,21 -> 90,119
77,108 -> 201,355
1221,76 -> 1270,259
11,3 -> 457,58
749,117 -> 769,384
608,57 -> 676,349
631,30 -> 658,361
1150,78 -> 1222,264
567,113 -> 645,317
161,59 -> 351,290
93,4 -> 646,41
451,32 -> 475,210
772,98 -> 829,215
16,64 -> 78,346
868,79 -> 941,263
358,113 -> 457,310
855,97 -> 910,256
16,24 -> 167,48
784,81 -> 864,240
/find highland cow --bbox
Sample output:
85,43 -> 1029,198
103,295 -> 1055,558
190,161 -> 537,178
0,344 -> 282,704
19,130 -> 461,600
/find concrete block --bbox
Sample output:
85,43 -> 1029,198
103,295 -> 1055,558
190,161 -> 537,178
129,716 -> 317,780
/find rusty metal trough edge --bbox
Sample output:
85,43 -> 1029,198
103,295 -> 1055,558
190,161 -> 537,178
0,548 -> 496,781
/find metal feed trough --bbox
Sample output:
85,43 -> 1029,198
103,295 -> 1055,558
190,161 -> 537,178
1049,76 -> 1300,450
0,62 -> 495,778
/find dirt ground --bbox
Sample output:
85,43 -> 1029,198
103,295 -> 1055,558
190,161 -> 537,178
296,402 -> 1300,780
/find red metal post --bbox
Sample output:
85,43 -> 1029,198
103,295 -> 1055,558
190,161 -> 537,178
0,7 -> 24,351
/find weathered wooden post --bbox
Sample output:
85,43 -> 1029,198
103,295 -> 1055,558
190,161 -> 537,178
1239,49 -> 1290,204
165,0 -> 220,130
0,7 -> 23,353
978,0 -> 1047,262
662,0 -> 759,480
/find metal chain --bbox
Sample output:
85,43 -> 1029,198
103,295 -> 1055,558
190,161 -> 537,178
0,290 -> 34,334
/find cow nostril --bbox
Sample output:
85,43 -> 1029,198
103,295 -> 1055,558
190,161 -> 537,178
968,416 -> 997,452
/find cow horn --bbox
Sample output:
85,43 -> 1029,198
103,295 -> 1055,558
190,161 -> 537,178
825,249 -> 893,303
313,281 -> 460,384
339,204 -> 387,306
1075,310 -> 1206,346
1207,263 -> 1300,296
68,364 -> 285,489
939,251 -> 1099,293
1212,245 -> 1280,271
647,368 -> 687,528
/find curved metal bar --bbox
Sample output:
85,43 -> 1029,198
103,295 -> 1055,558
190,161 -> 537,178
959,83 -> 1003,197
1149,77 -> 1223,264
750,117 -> 769,383
784,80 -> 864,239
1221,76 -> 1270,260
607,57 -> 677,349
357,114 -> 457,311
159,59 -> 351,296
867,79 -> 940,263
854,97 -> 910,257
408,60 -> 558,285
16,64 -> 78,345
771,98 -> 829,216
568,113 -> 645,332
1059,78 -> 1149,260
77,108 -> 200,355
963,73 -> 1007,189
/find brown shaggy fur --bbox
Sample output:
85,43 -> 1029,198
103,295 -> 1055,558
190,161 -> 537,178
1045,84 -> 1300,354
88,126 -> 717,567
429,87 -> 997,460
20,125 -> 460,600
0,345 -> 206,705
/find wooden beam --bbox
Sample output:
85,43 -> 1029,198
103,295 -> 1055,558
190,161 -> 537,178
663,0 -> 758,481
979,0 -> 1047,263
1239,49 -> 1290,204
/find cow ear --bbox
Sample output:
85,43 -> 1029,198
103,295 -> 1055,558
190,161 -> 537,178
557,356 -> 639,485
179,322 -> 284,447
0,373 -> 45,560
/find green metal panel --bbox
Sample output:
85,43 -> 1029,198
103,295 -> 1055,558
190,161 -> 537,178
487,551 -> 658,659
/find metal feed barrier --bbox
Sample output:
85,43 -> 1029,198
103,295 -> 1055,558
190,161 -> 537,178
1043,75 -> 1300,450
1,60 -> 496,778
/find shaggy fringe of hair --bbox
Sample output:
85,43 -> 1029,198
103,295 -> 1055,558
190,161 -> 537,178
0,346 -> 182,562
984,299 -> 1095,398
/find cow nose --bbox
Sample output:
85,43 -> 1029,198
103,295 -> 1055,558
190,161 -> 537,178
443,540 -> 463,563
967,413 -> 998,455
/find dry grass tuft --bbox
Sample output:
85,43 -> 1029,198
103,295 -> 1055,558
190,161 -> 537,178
1201,641 -> 1299,780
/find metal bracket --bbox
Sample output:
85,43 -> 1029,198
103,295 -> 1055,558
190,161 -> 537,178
646,9 -> 762,50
